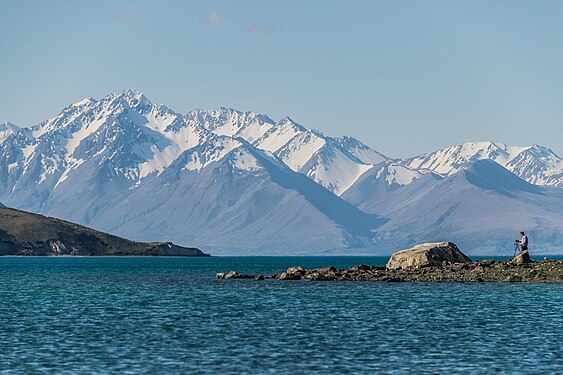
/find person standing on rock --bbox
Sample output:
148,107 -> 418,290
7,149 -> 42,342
516,231 -> 528,251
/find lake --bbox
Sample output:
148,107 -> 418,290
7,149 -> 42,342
1,256 -> 562,374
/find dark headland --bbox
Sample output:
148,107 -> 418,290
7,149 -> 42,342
217,242 -> 563,283
0,206 -> 209,256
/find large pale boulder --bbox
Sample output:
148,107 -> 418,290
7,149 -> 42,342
510,250 -> 532,264
278,266 -> 306,280
386,242 -> 471,270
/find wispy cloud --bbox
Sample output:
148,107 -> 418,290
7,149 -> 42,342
113,9 -> 144,20
247,24 -> 281,35
203,11 -> 232,26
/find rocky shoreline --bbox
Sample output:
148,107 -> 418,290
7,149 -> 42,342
217,242 -> 563,283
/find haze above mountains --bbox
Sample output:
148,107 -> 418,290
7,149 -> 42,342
1,90 -> 562,255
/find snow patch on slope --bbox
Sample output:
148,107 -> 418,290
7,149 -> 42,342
377,163 -> 426,186
277,131 -> 326,171
0,122 -> 20,143
183,137 -> 242,172
405,141 -> 563,188
254,117 -> 304,153
306,147 -> 373,195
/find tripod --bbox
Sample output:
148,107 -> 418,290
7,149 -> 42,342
514,242 -> 521,256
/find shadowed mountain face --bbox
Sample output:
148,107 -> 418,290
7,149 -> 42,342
463,159 -> 544,197
358,160 -> 563,255
0,207 -> 208,256
342,161 -> 439,210
53,141 -> 384,255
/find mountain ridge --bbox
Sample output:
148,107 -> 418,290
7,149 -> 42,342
1,89 -> 561,254
359,159 -> 563,254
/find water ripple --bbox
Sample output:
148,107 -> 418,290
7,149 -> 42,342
0,257 -> 562,374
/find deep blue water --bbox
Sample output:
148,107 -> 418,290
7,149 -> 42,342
1,256 -> 562,374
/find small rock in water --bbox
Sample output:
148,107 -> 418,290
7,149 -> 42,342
222,271 -> 254,279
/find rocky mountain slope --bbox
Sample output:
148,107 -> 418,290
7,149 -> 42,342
0,206 -> 208,256
0,90 -> 561,254
357,160 -> 563,254
0,91 -> 384,254
404,141 -> 563,188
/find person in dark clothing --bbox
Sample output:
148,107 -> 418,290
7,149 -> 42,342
516,231 -> 528,251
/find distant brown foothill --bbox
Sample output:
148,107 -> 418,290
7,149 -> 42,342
0,207 -> 208,257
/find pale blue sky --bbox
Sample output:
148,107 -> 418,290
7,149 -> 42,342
1,0 -> 562,157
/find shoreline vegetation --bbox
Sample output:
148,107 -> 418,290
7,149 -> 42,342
217,242 -> 563,283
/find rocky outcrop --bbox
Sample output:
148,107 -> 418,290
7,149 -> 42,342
215,241 -> 562,283
386,242 -> 472,270
217,259 -> 563,283
0,207 -> 209,256
217,242 -> 563,283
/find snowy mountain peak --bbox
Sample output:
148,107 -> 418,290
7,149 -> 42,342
276,116 -> 307,131
333,136 -> 388,165
185,107 -> 275,144
521,144 -> 561,159
117,89 -> 152,113
179,136 -> 257,173
407,141 -> 512,174
375,162 -> 427,186
17,90 -> 392,195
0,89 -> 562,254
71,97 -> 97,108
0,121 -> 20,130
0,122 -> 21,144
404,140 -> 563,188
120,88 -> 148,101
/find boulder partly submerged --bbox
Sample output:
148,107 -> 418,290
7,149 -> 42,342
386,242 -> 471,270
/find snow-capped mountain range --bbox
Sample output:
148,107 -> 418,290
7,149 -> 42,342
404,141 -> 563,188
1,90 -> 562,254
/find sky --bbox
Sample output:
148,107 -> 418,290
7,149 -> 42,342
1,0 -> 562,158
